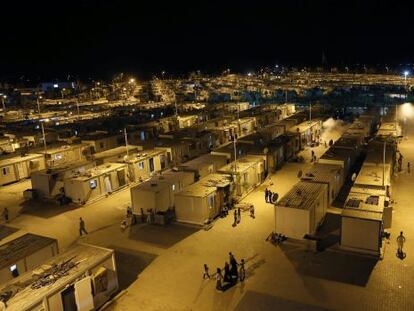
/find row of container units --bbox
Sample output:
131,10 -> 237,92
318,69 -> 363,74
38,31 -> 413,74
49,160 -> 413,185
288,120 -> 322,149
31,161 -> 96,199
1,243 -> 118,311
0,233 -> 58,284
175,173 -> 232,225
64,162 -> 129,204
81,132 -> 125,153
319,147 -> 357,178
218,156 -> 265,199
0,153 -> 46,186
90,145 -> 143,165
177,154 -> 228,180
275,182 -> 329,240
131,170 -> 195,216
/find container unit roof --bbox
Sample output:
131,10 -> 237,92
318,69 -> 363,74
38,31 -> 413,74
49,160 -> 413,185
122,149 -> 165,163
37,143 -> 90,155
276,182 -> 327,210
0,153 -> 44,167
349,186 -> 387,197
218,157 -> 261,175
301,163 -> 342,184
288,120 -> 320,134
70,162 -> 126,181
333,135 -> 362,149
93,145 -> 140,161
354,164 -> 391,188
345,192 -> 385,213
0,233 -> 57,270
176,182 -> 216,198
320,146 -> 355,162
0,244 -> 113,311
199,173 -> 232,188
341,209 -> 383,222
178,154 -> 226,170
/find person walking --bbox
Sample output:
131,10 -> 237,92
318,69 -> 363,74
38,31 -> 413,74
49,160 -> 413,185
250,205 -> 255,218
79,217 -> 88,236
239,259 -> 246,282
233,209 -> 238,226
2,208 -> 9,223
203,264 -> 210,279
216,268 -> 223,291
265,188 -> 269,203
397,231 -> 406,254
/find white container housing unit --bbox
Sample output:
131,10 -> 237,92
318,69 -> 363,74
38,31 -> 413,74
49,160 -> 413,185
64,163 -> 128,204
0,154 -> 46,186
0,243 -> 118,311
275,182 -> 328,240
0,233 -> 58,284
130,170 -> 195,215
178,154 -> 228,180
301,163 -> 344,205
175,173 -> 232,225
31,161 -> 95,199
122,149 -> 168,183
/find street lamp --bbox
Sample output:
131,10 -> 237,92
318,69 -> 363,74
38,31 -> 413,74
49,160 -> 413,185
1,95 -> 7,112
404,71 -> 409,89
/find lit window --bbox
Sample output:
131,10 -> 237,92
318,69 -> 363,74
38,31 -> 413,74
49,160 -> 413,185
172,184 -> 176,191
138,162 -> 144,170
89,179 -> 97,189
55,153 -> 62,160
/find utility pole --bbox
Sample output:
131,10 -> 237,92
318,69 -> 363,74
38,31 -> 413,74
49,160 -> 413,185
309,102 -> 312,122
1,95 -> 6,112
382,139 -> 386,188
41,122 -> 48,167
233,133 -> 238,182
124,128 -> 129,157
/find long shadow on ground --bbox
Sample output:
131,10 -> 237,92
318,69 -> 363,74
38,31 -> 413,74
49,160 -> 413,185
108,245 -> 157,290
128,223 -> 199,249
234,291 -> 331,311
280,243 -> 377,286
0,225 -> 19,240
20,200 -> 81,218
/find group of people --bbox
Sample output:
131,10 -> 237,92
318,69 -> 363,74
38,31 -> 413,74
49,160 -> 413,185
265,188 -> 277,203
203,252 -> 245,291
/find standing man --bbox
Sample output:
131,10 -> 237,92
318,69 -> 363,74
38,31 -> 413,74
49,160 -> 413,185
2,208 -> 9,223
397,231 -> 406,254
237,208 -> 241,224
203,264 -> 210,279
265,188 -> 269,203
79,217 -> 88,236
233,210 -> 238,226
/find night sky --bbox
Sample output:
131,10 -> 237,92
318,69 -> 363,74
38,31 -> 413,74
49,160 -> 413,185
1,1 -> 414,80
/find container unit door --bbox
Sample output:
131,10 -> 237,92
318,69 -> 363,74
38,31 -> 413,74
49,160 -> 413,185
117,169 -> 126,187
16,161 -> 29,179
74,276 -> 94,311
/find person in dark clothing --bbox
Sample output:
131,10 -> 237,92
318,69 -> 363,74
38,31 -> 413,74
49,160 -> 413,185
224,262 -> 231,282
265,188 -> 269,203
233,210 -> 238,226
216,268 -> 223,291
203,264 -> 210,279
229,252 -> 239,281
408,162 -> 411,173
2,208 -> 9,223
237,208 -> 241,224
79,217 -> 88,236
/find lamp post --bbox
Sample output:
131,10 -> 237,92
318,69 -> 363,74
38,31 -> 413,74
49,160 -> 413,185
1,95 -> 7,112
37,95 -> 42,114
404,71 -> 409,89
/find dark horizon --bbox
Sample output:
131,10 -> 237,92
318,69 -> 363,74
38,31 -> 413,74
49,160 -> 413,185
2,1 -> 414,81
